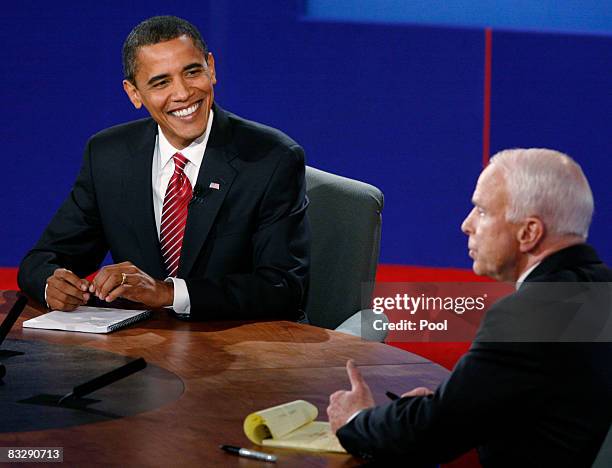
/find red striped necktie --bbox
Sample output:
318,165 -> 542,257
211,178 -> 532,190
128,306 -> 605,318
160,152 -> 193,277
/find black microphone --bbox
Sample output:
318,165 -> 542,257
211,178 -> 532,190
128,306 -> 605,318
0,294 -> 28,358
193,183 -> 204,198
57,357 -> 147,405
189,183 -> 215,206
0,295 -> 27,344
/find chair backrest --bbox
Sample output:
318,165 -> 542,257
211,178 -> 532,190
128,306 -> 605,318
305,166 -> 384,329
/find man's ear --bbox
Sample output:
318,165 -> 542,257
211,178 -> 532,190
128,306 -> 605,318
206,52 -> 217,85
517,217 -> 544,253
122,79 -> 143,109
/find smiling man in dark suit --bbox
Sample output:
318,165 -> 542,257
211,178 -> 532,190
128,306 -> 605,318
327,148 -> 612,467
18,16 -> 310,320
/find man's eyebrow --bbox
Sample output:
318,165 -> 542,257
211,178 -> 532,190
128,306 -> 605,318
147,73 -> 170,86
183,63 -> 205,71
146,64 -> 205,86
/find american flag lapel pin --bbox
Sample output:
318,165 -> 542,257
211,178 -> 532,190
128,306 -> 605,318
209,182 -> 220,190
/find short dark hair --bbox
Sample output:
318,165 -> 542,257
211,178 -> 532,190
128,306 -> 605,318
122,15 -> 208,83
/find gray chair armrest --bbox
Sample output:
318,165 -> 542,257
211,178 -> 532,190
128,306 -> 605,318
593,425 -> 612,468
335,309 -> 388,342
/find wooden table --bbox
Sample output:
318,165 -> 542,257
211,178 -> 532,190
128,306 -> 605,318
0,291 -> 449,467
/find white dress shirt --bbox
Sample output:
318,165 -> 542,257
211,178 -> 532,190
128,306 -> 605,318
515,261 -> 541,291
152,109 -> 214,315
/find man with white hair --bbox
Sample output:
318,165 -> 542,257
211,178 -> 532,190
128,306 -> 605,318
327,148 -> 612,467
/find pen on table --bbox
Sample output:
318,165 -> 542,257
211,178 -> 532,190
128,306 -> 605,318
220,445 -> 277,463
386,390 -> 400,401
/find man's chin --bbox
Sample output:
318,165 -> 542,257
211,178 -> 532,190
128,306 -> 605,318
164,125 -> 207,148
472,262 -> 485,277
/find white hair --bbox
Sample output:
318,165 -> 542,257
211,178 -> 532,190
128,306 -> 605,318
489,148 -> 594,239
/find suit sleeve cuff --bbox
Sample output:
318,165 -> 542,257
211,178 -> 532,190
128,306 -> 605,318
166,278 -> 191,315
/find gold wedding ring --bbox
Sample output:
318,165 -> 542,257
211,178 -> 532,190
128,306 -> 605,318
120,272 -> 127,286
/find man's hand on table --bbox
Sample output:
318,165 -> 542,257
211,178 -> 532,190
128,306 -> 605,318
45,268 -> 91,311
327,360 -> 375,432
327,360 -> 434,433
89,261 -> 173,308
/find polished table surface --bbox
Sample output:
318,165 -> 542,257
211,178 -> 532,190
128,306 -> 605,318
0,291 -> 449,467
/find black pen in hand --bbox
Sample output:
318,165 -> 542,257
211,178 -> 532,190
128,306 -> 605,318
385,390 -> 400,400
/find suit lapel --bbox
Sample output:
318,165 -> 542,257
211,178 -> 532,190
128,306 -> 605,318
124,119 -> 166,278
178,147 -> 236,277
178,105 -> 237,277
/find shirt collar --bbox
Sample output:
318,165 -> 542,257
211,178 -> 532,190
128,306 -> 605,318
157,108 -> 214,170
516,261 -> 541,290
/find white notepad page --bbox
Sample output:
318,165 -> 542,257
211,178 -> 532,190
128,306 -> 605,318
22,306 -> 151,334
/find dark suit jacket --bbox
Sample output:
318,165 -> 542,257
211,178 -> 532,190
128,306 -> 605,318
18,104 -> 310,320
337,244 -> 612,467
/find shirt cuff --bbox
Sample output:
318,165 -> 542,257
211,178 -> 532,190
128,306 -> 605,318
346,409 -> 363,425
166,277 -> 191,315
44,283 -> 50,309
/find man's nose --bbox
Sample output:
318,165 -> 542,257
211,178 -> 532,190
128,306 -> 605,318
461,209 -> 474,235
172,77 -> 191,100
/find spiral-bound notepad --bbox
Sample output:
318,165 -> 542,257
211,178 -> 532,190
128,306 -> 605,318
22,306 -> 151,334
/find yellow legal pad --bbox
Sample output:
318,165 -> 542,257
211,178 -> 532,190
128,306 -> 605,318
243,400 -> 346,453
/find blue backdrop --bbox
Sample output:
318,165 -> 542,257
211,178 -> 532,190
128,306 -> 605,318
307,0 -> 612,34
1,1 -> 610,269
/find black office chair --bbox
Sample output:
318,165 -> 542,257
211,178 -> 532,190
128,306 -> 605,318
304,166 -> 387,341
